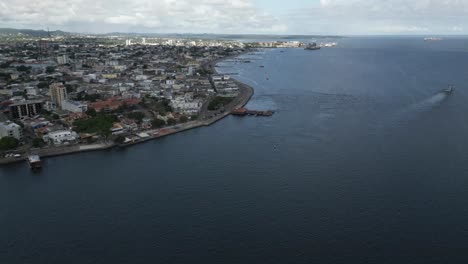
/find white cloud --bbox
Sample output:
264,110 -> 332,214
0,0 -> 287,33
287,0 -> 468,34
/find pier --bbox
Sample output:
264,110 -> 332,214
231,108 -> 274,117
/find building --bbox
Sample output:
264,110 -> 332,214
56,54 -> 70,65
9,100 -> 44,119
0,121 -> 23,140
61,100 -> 88,113
43,130 -> 78,145
50,83 -> 68,109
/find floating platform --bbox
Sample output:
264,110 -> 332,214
232,108 -> 274,117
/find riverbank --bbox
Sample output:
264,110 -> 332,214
0,51 -> 255,167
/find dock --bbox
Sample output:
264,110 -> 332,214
232,108 -> 274,117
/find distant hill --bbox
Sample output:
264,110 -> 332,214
0,28 -> 71,37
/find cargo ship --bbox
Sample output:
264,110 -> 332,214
28,155 -> 42,170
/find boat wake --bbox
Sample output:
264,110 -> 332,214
391,92 -> 448,124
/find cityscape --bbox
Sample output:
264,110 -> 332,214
2,1 -> 468,264
0,32 -> 329,166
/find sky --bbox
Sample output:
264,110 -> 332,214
0,0 -> 467,35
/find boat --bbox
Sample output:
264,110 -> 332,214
305,43 -> 321,50
444,85 -> 455,94
424,37 -> 442,42
28,155 -> 42,170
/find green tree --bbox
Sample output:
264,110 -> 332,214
46,66 -> 55,74
86,108 -> 97,117
179,115 -> 189,123
0,137 -> 19,151
167,118 -> 177,126
37,81 -> 49,89
114,135 -> 126,144
126,112 -> 145,124
16,65 -> 31,72
32,138 -> 44,148
151,118 -> 166,128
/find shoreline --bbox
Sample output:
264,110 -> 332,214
0,51 -> 255,167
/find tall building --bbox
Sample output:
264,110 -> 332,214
50,83 -> 68,109
0,121 -> 23,140
56,54 -> 70,65
9,100 -> 44,119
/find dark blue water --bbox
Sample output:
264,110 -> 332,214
3,37 -> 468,263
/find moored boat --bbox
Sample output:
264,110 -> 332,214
28,155 -> 42,170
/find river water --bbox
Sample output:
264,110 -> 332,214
3,37 -> 468,263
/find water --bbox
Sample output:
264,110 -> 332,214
3,37 -> 468,263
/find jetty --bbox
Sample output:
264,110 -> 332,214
232,108 -> 274,117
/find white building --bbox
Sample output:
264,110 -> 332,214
0,121 -> 23,140
61,100 -> 88,113
57,54 -> 70,65
43,130 -> 78,145
50,83 -> 68,109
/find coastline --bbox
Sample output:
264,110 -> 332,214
0,51 -> 255,167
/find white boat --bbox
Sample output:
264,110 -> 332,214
444,85 -> 455,94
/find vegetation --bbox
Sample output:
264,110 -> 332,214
208,96 -> 234,111
77,93 -> 102,102
46,66 -> 55,74
179,115 -> 189,123
37,81 -> 49,89
32,138 -> 44,148
140,98 -> 173,115
151,118 -> 166,128
0,137 -> 19,151
74,114 -> 118,138
86,108 -> 97,117
126,112 -> 145,124
114,135 -> 126,144
167,118 -> 177,126
16,65 -> 31,72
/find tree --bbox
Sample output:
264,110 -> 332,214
32,138 -> 44,148
52,114 -> 60,120
16,65 -> 31,72
179,115 -> 189,123
46,66 -> 55,74
152,118 -> 166,128
37,81 -> 49,89
114,135 -> 126,144
126,112 -> 145,124
167,118 -> 177,126
0,137 -> 19,151
86,108 -> 97,117
65,84 -> 75,93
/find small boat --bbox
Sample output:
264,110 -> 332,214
444,85 -> 455,94
28,155 -> 42,170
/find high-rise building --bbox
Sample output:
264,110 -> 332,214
0,121 -> 23,140
56,54 -> 70,65
50,83 -> 68,109
9,100 -> 44,119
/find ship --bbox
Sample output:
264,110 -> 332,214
305,43 -> 321,50
28,155 -> 42,170
424,37 -> 442,42
444,85 -> 455,94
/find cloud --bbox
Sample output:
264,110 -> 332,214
0,0 -> 287,33
286,0 -> 468,34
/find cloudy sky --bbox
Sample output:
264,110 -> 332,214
1,0 -> 467,35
